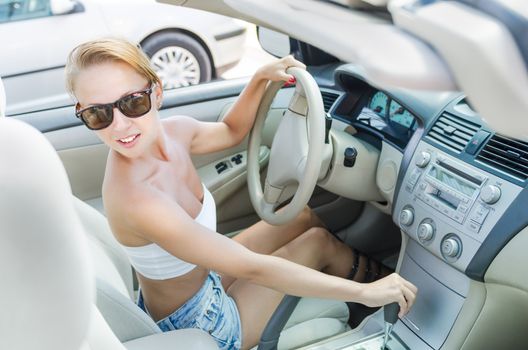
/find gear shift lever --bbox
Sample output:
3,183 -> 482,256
382,302 -> 400,350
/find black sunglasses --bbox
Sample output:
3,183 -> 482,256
75,86 -> 154,130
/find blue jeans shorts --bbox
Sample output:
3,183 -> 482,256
138,271 -> 242,350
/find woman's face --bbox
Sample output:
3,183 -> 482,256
74,61 -> 162,158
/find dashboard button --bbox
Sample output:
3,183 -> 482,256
458,205 -> 469,214
418,222 -> 435,242
465,130 -> 491,155
441,235 -> 463,260
400,207 -> 415,226
408,168 -> 422,186
471,205 -> 490,225
415,152 -> 431,168
480,185 -> 501,204
468,221 -> 482,233
453,213 -> 464,223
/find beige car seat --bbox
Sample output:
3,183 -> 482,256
0,112 -> 349,349
0,118 -> 218,350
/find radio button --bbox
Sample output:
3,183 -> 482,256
400,207 -> 415,226
441,236 -> 462,259
408,168 -> 422,186
480,185 -> 501,204
458,205 -> 469,214
476,205 -> 490,216
468,221 -> 482,233
471,205 -> 490,225
453,213 -> 464,223
415,151 -> 431,168
418,222 -> 435,242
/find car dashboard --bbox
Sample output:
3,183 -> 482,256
314,63 -> 528,350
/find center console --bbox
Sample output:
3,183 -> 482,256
394,141 -> 522,273
389,140 -> 523,349
301,139 -> 523,350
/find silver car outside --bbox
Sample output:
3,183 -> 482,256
0,0 -> 246,115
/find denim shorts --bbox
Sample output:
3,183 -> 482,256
138,271 -> 242,350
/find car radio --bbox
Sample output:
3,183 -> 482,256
394,140 -> 523,272
413,156 -> 488,224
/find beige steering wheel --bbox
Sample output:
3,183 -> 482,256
247,67 -> 326,225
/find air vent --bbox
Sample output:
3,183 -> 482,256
426,112 -> 480,152
476,134 -> 528,181
321,91 -> 340,112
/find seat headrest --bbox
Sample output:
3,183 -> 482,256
0,119 -> 94,350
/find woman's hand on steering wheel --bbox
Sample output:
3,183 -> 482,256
256,55 -> 306,83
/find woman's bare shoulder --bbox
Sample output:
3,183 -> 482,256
102,160 -> 175,243
162,115 -> 200,142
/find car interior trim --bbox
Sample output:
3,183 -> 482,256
465,185 -> 528,281
457,0 -> 528,69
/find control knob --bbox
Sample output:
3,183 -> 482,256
442,237 -> 461,258
399,207 -> 414,226
480,185 -> 501,204
418,222 -> 435,241
415,151 -> 431,168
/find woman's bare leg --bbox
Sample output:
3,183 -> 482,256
226,227 -> 355,350
220,206 -> 324,289
233,206 -> 324,253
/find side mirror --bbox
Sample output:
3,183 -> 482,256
50,0 -> 76,15
257,27 -> 291,58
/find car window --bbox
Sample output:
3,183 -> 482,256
142,22 -> 276,93
0,0 -> 51,23
1,2 -> 276,117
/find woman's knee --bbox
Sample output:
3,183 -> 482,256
293,206 -> 312,227
301,226 -> 334,248
295,206 -> 323,229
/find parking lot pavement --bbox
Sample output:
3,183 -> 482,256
220,24 -> 277,80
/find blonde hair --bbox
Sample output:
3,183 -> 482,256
65,37 -> 161,96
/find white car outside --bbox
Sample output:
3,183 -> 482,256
0,0 -> 247,115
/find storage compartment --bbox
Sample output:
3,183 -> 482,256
398,252 -> 466,349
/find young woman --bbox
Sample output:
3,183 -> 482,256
66,38 -> 417,350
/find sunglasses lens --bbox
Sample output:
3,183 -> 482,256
120,91 -> 151,117
80,105 -> 113,130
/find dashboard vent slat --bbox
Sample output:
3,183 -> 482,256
321,91 -> 339,113
426,112 -> 480,152
476,134 -> 528,181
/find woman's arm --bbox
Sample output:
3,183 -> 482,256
124,188 -> 417,316
188,56 -> 306,155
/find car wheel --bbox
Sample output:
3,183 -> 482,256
141,32 -> 213,90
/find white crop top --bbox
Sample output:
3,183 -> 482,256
121,183 -> 216,280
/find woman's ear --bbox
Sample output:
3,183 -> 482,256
155,83 -> 163,110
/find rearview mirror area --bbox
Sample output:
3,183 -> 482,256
257,27 -> 291,58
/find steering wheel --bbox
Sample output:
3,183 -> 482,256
247,67 -> 326,225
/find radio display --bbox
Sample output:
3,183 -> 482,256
428,166 -> 477,198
